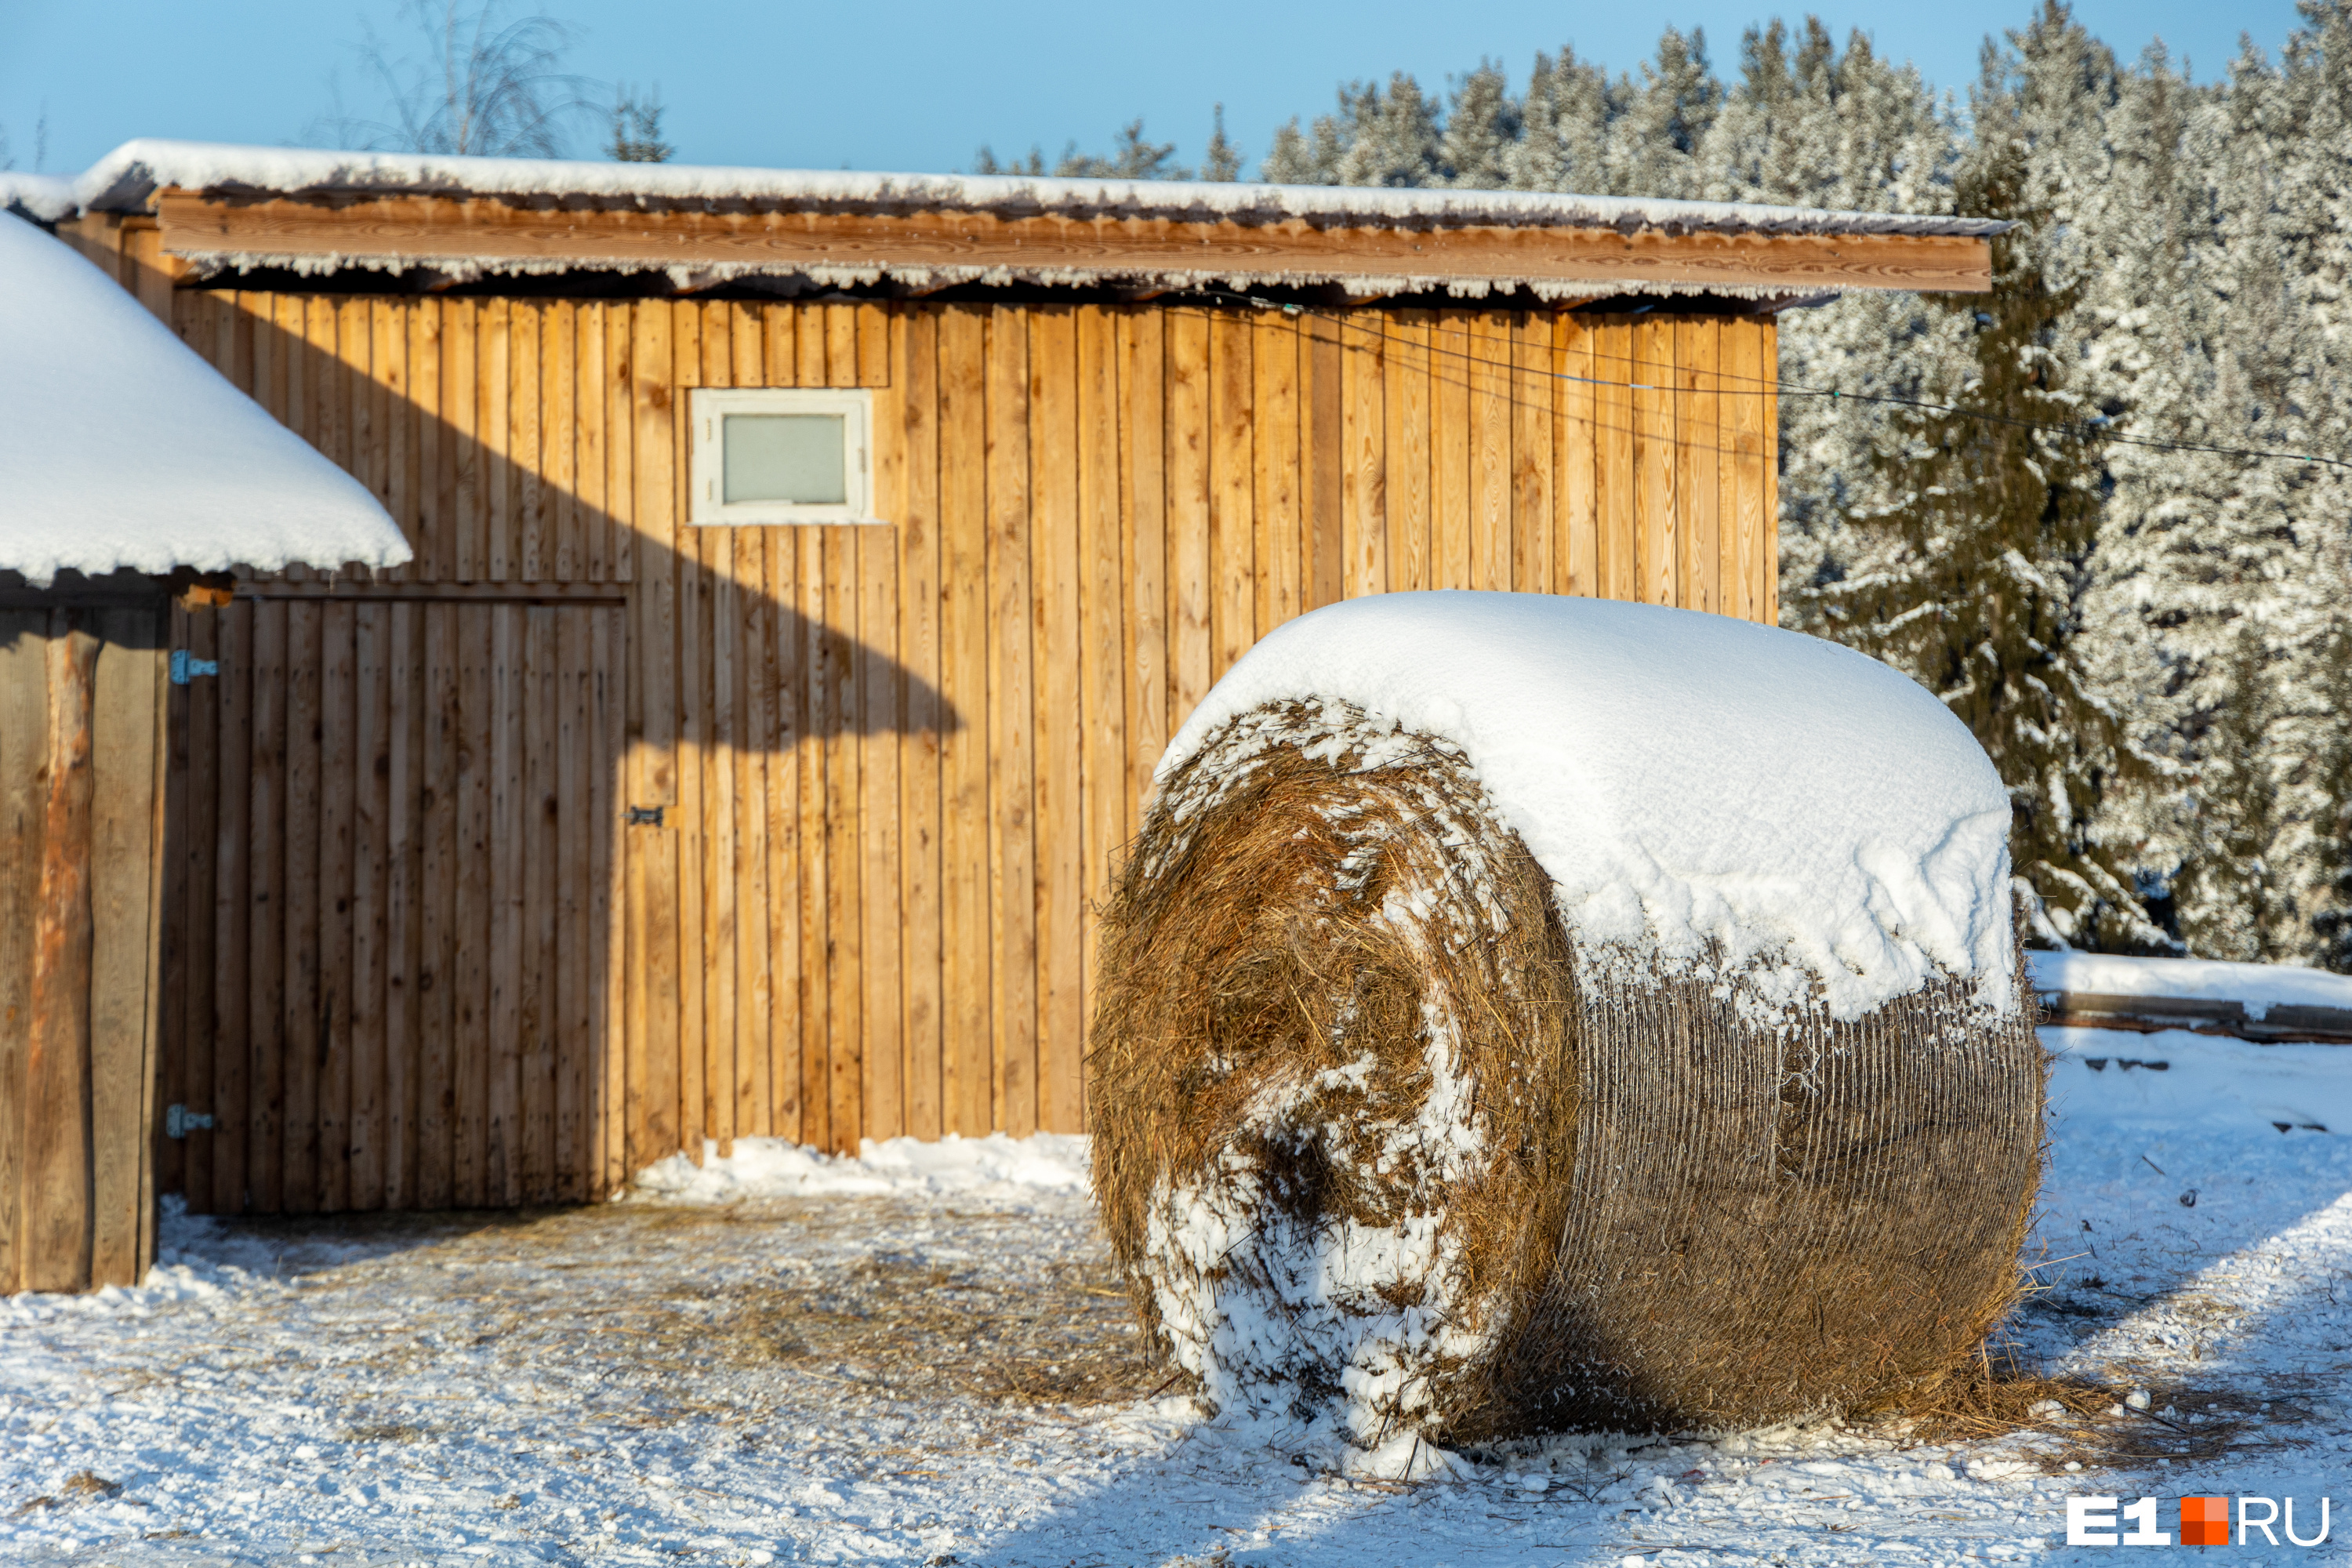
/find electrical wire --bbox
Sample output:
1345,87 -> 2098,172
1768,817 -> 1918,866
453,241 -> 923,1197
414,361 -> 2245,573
1200,292 -> 2352,474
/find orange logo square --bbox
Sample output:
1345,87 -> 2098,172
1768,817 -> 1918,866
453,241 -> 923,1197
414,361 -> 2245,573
2182,1496 -> 2230,1546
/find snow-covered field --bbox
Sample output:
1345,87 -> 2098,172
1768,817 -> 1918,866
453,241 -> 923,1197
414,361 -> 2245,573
5,1037 -> 2349,1567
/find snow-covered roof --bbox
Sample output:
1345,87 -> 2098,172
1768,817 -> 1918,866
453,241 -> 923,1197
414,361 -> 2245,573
0,211 -> 411,586
23,139 -> 2005,239
9,140 -> 2001,303
1162,592 -> 2016,1024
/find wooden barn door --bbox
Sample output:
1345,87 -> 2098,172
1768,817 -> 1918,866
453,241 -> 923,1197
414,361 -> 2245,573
162,594 -> 625,1215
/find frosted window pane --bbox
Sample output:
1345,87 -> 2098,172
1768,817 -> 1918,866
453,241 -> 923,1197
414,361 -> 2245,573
724,413 -> 847,504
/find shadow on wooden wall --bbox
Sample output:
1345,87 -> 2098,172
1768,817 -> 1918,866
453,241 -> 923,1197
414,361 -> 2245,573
152,285 -> 961,1221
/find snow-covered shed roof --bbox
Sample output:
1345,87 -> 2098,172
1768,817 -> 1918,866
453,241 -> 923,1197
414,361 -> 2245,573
11,140 -> 2002,303
0,210 -> 411,586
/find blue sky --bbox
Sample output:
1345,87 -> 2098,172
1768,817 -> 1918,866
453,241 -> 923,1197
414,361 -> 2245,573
1,0 -> 2308,180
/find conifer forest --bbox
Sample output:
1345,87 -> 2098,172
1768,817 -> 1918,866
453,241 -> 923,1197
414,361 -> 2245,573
1033,1 -> 2352,971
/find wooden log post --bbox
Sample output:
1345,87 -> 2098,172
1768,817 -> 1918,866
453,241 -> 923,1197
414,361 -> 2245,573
24,612 -> 100,1291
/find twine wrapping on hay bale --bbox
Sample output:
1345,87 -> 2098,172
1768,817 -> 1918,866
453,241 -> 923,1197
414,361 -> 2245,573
1088,594 -> 2045,1455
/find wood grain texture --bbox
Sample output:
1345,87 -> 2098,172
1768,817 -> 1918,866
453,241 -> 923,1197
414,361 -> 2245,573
1385,312 -> 1431,595
0,612 -> 43,1288
1469,310 -> 1513,593
897,310 -> 945,1143
1207,310 -> 1254,684
1433,312 -> 1471,591
985,307 -> 1036,1139
1511,314 -> 1554,595
1119,311 -> 1169,837
89,618 -> 163,1287
1165,310 -> 1212,730
1632,317 -> 1677,608
1593,318 -> 1637,604
1341,312 -> 1386,600
1076,304 -> 1124,1136
936,307 -> 991,1139
24,618 -> 99,1290
1030,309 -> 1084,1135
1676,318 -> 1722,616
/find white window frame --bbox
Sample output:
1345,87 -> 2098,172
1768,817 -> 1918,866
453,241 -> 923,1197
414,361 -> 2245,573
688,387 -> 878,525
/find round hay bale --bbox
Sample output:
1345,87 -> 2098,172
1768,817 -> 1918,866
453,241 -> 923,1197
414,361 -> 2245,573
1088,594 -> 2045,1451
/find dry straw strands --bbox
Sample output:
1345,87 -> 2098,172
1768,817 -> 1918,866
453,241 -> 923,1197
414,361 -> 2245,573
1089,699 -> 2045,1450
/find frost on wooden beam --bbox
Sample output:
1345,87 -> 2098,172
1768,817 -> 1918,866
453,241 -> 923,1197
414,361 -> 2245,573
152,192 -> 1994,296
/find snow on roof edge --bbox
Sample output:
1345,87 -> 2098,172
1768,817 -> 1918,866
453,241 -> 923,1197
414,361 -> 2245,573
62,139 -> 2009,240
0,211 -> 410,585
1,172 -> 78,223
182,247 -> 1831,304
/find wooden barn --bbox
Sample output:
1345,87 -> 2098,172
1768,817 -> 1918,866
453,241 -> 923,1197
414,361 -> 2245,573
7,142 -> 1995,1224
0,207 -> 405,1289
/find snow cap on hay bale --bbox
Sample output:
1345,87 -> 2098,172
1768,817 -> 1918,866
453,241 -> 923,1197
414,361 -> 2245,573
1088,592 -> 2044,1455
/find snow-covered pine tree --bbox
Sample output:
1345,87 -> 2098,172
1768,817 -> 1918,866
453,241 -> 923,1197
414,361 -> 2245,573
1053,121 -> 1186,180
1202,106 -> 1243,182
1505,47 -> 1619,193
1605,27 -> 1720,198
1330,74 -> 1447,187
1820,120 -> 2162,949
606,84 -> 672,163
2307,621 -> 2352,969
1439,63 -> 1519,187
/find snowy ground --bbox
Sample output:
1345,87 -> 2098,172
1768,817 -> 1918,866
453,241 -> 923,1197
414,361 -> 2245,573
5,1036 -> 2350,1566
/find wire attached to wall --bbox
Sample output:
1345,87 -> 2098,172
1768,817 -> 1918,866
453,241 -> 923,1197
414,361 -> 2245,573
1200,291 -> 2352,475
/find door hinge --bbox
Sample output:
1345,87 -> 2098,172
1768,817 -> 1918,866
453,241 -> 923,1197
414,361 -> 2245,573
626,805 -> 665,826
165,1104 -> 216,1138
169,650 -> 220,685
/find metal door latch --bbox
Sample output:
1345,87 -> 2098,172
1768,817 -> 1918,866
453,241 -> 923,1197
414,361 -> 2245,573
626,805 -> 665,826
165,1104 -> 216,1138
169,651 -> 220,685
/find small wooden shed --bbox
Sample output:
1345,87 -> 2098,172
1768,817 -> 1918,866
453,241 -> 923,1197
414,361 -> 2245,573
0,206 -> 405,1288
18,142 -> 1994,1218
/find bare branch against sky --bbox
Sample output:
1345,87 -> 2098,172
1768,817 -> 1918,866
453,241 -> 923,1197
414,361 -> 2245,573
311,0 -> 597,158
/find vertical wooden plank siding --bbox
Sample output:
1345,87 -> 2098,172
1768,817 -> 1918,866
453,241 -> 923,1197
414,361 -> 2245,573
1075,305 -> 1126,1131
1029,309 -> 1084,1134
984,306 -> 1036,1138
1677,318 -> 1722,617
1632,317 -> 1678,607
23,622 -> 99,1286
1207,312 -> 1254,684
934,307 -> 989,1138
134,294 -> 1784,1224
897,310 -> 946,1143
1164,311 -> 1212,731
1385,312 -> 1432,595
1511,316 -> 1554,595
1593,318 -> 1639,603
1118,312 -> 1170,837
1433,312 -> 1471,590
0,612 -> 42,1289
1468,310 -> 1514,593
1341,311 -> 1387,601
